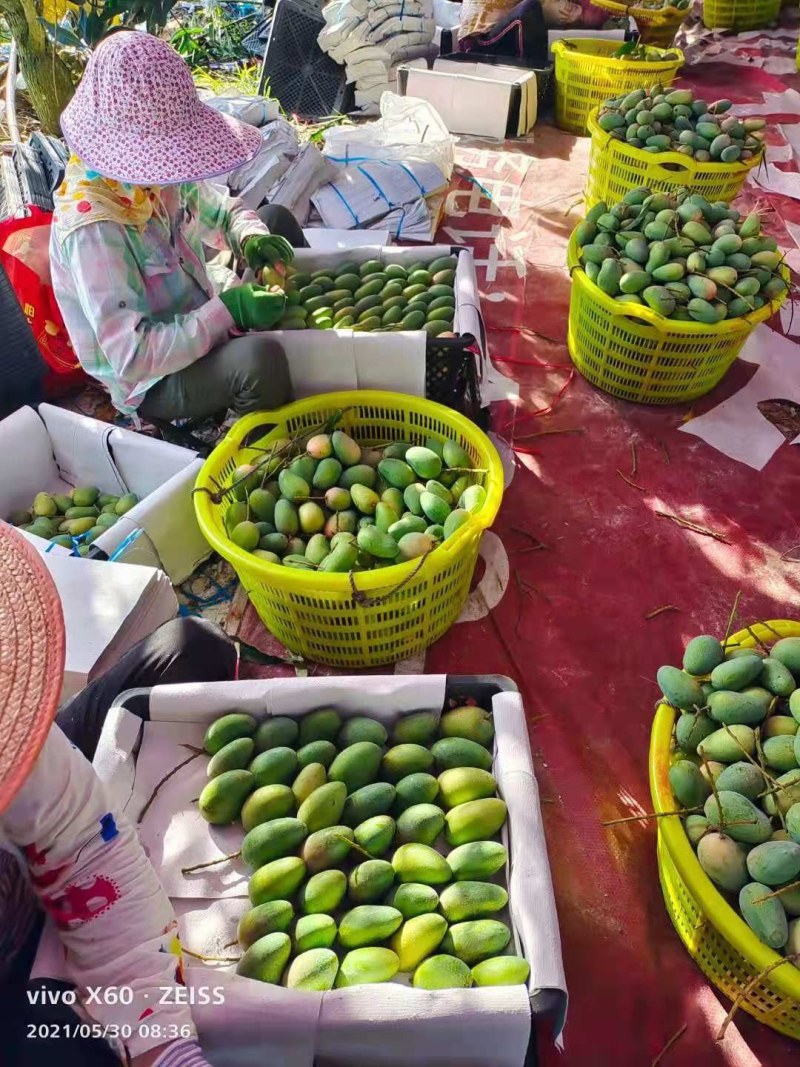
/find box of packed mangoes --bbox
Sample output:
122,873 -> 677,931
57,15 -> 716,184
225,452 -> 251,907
255,245 -> 487,422
81,674 -> 566,1065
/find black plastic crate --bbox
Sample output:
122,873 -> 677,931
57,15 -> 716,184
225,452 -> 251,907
258,0 -> 346,118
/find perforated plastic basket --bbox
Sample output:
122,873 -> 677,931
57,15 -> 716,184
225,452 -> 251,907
552,38 -> 684,137
650,621 -> 800,1040
702,0 -> 780,30
193,391 -> 503,667
585,108 -> 763,209
589,0 -> 688,46
566,229 -> 789,404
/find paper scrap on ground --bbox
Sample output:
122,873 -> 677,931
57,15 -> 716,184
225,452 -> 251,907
680,325 -> 800,470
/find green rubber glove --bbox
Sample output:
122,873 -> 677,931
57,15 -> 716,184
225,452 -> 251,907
243,233 -> 295,271
219,283 -> 286,331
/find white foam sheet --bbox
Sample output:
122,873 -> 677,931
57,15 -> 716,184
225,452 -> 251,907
680,325 -> 800,470
88,675 -> 567,1062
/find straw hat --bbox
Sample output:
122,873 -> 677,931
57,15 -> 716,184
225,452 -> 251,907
60,31 -> 262,186
0,524 -> 65,814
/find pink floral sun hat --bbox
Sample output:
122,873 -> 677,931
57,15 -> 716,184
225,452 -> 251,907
60,31 -> 262,186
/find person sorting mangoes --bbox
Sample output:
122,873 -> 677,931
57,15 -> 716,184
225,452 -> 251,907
51,31 -> 305,423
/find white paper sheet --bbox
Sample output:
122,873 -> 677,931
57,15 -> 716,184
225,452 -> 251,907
85,675 -> 567,1060
680,325 -> 800,470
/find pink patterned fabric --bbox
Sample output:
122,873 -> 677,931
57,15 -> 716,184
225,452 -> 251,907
60,32 -> 262,186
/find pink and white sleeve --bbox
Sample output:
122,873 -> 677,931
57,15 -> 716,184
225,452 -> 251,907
1,726 -> 206,1061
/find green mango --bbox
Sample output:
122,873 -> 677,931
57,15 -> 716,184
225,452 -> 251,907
343,782 -> 396,826
445,798 -> 507,846
771,637 -> 800,675
336,947 -> 400,987
657,666 -> 706,711
704,790 -> 772,844
439,882 -> 508,923
707,689 -> 768,726
301,869 -> 347,914
241,784 -> 295,832
764,770 -> 800,817
339,464 -> 377,490
392,711 -> 438,746
236,931 -> 291,984
286,948 -> 339,991
70,486 -> 99,508
378,458 -> 416,490
294,913 -> 337,953
739,882 -> 788,949
298,712 -> 341,746
710,655 -> 763,691
668,760 -> 710,808
419,490 -> 450,525
389,882 -> 439,920
207,737 -> 255,778
439,706 -> 494,748
292,763 -> 327,805
392,843 -> 452,886
249,857 -> 306,906
763,716 -> 798,739
746,841 -> 800,886
697,725 -> 756,763
337,716 -> 387,748
448,841 -> 508,882
273,499 -> 299,536
391,913 -> 448,971
396,804 -> 445,846
241,818 -> 307,870
6,508 -> 32,526
787,805 -> 800,846
353,815 -> 396,857
412,954 -> 472,989
297,738 -> 338,768
338,905 -> 403,949
675,713 -> 717,754
683,635 -> 725,676
357,525 -> 399,560
115,492 -> 139,515
297,781 -> 347,833
762,736 -> 798,773
441,920 -> 511,964
759,658 -> 797,698
715,761 -> 765,800
331,430 -> 362,467
302,824 -> 354,872
382,744 -> 434,782
696,832 -> 749,892
395,772 -> 440,811
431,737 -> 493,772
249,746 -> 298,787
198,770 -> 254,825
64,506 -> 99,520
471,956 -> 530,987
237,901 -> 294,947
684,815 -> 711,847
348,859 -> 395,904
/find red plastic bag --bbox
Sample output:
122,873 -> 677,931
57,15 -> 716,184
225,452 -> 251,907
0,206 -> 86,397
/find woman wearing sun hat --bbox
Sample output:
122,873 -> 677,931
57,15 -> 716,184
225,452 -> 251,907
0,524 -> 232,1066
50,30 -> 305,424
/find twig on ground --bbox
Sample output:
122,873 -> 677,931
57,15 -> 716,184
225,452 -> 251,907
660,440 -> 671,464
514,427 -> 585,441
645,605 -> 680,620
630,441 -> 638,477
182,852 -> 241,874
617,469 -> 646,492
780,544 -> 800,563
652,1023 -> 688,1066
655,511 -> 730,544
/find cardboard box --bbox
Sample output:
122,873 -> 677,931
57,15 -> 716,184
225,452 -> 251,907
397,59 -> 538,140
260,245 -> 487,404
0,404 -> 210,583
52,674 -> 567,1065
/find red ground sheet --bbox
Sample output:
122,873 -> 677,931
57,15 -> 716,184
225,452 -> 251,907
235,34 -> 800,1066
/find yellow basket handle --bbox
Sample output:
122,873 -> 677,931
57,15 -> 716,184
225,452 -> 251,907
608,298 -> 670,332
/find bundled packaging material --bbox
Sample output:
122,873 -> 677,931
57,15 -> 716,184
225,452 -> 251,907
318,0 -> 436,105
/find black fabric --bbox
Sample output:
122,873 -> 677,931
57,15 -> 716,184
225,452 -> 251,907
57,616 -> 236,759
457,0 -> 549,66
257,202 -> 310,248
0,259 -> 45,419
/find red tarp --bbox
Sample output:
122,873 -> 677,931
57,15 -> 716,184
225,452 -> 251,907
236,34 -> 800,1066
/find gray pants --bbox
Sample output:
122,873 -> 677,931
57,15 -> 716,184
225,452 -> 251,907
139,204 -> 306,422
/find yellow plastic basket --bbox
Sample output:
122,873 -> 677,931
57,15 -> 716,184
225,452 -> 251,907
650,621 -> 800,1040
566,230 -> 789,404
703,0 -> 780,29
193,391 -> 504,668
552,38 -> 684,137
589,0 -> 688,46
585,108 -> 763,209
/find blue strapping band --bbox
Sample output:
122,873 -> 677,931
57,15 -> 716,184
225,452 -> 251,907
109,527 -> 144,562
358,165 -> 393,208
398,162 -> 426,196
327,182 -> 360,226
